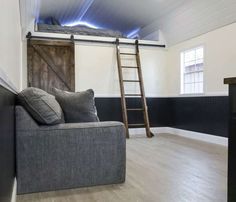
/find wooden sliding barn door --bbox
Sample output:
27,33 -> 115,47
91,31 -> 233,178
27,40 -> 75,94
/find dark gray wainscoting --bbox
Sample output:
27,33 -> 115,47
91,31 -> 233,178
95,96 -> 228,137
0,85 -> 16,202
170,96 -> 228,137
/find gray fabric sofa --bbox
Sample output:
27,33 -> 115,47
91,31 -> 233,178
16,106 -> 126,194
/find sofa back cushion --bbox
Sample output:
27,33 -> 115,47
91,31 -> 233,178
18,87 -> 64,125
52,88 -> 99,123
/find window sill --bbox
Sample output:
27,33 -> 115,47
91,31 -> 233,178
179,93 -> 205,97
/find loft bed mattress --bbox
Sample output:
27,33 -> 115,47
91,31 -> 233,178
37,24 -> 125,38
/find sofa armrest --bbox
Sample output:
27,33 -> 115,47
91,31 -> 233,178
16,106 -> 39,130
39,121 -> 125,131
16,120 -> 126,193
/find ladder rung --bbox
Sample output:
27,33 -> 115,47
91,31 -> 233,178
123,80 -> 140,82
120,53 -> 136,56
121,66 -> 138,69
127,108 -> 144,111
124,94 -> 142,96
128,124 -> 146,127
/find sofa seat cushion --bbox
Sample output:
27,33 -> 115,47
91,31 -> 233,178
18,87 -> 64,125
52,88 -> 99,123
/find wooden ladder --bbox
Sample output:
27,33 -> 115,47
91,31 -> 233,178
116,39 -> 154,138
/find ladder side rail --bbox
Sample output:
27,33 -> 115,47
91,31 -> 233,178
135,40 -> 153,138
116,39 -> 129,138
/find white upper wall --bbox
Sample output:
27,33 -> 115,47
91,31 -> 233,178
166,22 -> 236,97
75,43 -> 167,97
0,0 -> 22,91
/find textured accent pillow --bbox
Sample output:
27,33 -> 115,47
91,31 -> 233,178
17,87 -> 64,125
52,88 -> 99,123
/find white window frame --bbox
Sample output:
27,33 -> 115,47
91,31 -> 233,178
180,46 -> 204,95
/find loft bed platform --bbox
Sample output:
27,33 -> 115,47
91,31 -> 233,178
36,23 -> 126,39
30,20 -> 165,48
27,31 -> 165,48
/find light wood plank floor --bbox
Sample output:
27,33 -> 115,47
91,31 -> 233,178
17,134 -> 227,202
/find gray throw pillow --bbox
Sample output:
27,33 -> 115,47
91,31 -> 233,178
52,88 -> 99,123
18,87 -> 64,125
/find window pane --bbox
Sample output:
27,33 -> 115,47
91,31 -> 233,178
199,83 -> 203,93
196,63 -> 203,71
195,83 -> 200,93
184,50 -> 195,62
185,65 -> 191,72
191,84 -> 194,94
199,72 -> 203,82
194,73 -> 199,82
184,74 -> 189,83
190,73 -> 194,83
184,84 -> 191,94
196,59 -> 203,64
196,47 -> 203,60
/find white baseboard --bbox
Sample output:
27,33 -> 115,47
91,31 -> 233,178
166,128 -> 228,146
129,127 -> 169,135
129,127 -> 228,146
11,178 -> 17,202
